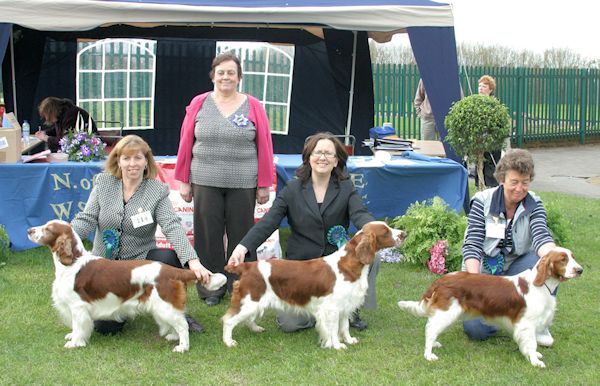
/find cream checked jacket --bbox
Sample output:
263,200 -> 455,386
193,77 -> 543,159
72,172 -> 197,266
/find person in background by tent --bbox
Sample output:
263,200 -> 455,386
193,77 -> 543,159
0,99 -> 5,127
477,75 -> 502,187
414,78 -> 438,140
35,97 -> 97,152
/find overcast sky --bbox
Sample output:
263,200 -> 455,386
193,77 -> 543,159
394,0 -> 600,60
450,0 -> 600,59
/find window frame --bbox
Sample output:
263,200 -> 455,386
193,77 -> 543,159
76,38 -> 157,130
217,42 -> 294,135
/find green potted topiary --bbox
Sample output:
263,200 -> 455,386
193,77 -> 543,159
445,94 -> 511,190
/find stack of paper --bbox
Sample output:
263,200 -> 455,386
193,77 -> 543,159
364,137 -> 413,152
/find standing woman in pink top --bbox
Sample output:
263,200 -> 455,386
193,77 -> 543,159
175,52 -> 274,306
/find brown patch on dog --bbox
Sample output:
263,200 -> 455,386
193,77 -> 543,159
156,265 -> 198,310
268,259 -> 335,306
422,272 -> 526,323
517,277 -> 529,295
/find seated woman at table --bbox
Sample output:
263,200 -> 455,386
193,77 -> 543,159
71,135 -> 212,334
35,97 -> 97,152
462,148 -> 568,343
228,132 -> 379,331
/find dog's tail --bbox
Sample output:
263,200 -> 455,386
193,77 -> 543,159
397,300 -> 429,317
170,268 -> 199,283
167,266 -> 227,291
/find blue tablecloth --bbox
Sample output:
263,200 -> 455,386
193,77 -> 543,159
275,152 -> 467,220
0,160 -> 104,251
0,152 -> 466,250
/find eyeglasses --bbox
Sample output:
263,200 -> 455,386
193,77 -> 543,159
311,151 -> 336,159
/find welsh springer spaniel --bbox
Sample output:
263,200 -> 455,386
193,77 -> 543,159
398,247 -> 583,368
222,221 -> 406,349
27,220 -> 226,352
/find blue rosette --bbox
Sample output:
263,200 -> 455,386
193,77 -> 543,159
327,225 -> 350,249
483,254 -> 505,275
102,229 -> 120,259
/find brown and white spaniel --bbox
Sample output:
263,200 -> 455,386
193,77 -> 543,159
222,221 -> 406,349
398,247 -> 583,368
27,220 -> 225,352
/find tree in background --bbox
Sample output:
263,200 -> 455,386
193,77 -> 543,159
445,95 -> 511,190
369,40 -> 598,68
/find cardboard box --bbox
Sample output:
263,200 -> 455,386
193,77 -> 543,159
0,127 -> 22,163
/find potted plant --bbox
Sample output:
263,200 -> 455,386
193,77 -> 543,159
389,197 -> 467,273
445,94 -> 511,190
0,224 -> 10,263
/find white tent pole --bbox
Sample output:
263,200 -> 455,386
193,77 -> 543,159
344,30 -> 357,141
10,27 -> 17,119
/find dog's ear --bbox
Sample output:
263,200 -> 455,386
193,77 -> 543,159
355,232 -> 377,265
533,252 -> 552,286
53,233 -> 74,266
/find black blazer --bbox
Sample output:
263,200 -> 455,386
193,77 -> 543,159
240,177 -> 375,260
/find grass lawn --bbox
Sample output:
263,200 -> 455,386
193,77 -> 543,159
1,191 -> 598,385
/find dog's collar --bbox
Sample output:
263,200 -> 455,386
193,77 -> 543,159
544,281 -> 559,296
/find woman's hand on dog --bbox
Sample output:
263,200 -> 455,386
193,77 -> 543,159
188,258 -> 211,284
228,244 -> 248,267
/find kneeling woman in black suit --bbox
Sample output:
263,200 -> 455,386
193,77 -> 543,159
228,132 -> 379,331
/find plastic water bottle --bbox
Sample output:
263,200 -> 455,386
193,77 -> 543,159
22,120 -> 30,143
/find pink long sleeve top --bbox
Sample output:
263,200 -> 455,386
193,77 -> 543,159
174,92 -> 274,188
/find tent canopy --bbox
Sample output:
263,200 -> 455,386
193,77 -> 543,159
0,0 -> 453,35
0,0 -> 461,159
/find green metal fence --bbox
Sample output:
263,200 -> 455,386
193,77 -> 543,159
373,64 -> 600,146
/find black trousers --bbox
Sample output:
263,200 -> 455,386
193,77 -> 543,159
192,184 -> 257,298
474,150 -> 501,188
94,249 -> 183,335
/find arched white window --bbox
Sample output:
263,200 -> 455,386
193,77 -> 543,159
217,42 -> 294,135
77,39 -> 157,130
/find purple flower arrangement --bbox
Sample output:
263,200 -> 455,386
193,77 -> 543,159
379,247 -> 405,263
59,131 -> 106,162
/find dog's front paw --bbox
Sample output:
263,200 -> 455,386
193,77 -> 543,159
172,343 -> 189,353
345,336 -> 359,345
333,342 -> 347,350
424,352 -> 439,361
165,333 -> 179,341
64,339 -> 87,349
64,332 -> 73,340
248,324 -> 265,333
433,341 -> 442,348
321,340 -> 347,350
536,329 -> 554,347
224,339 -> 238,348
529,353 -> 546,368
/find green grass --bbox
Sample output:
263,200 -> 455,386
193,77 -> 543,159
1,191 -> 599,384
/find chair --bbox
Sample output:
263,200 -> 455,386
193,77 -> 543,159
332,134 -> 356,155
96,120 -> 124,152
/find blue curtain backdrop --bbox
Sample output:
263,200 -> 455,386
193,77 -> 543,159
408,26 -> 462,162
